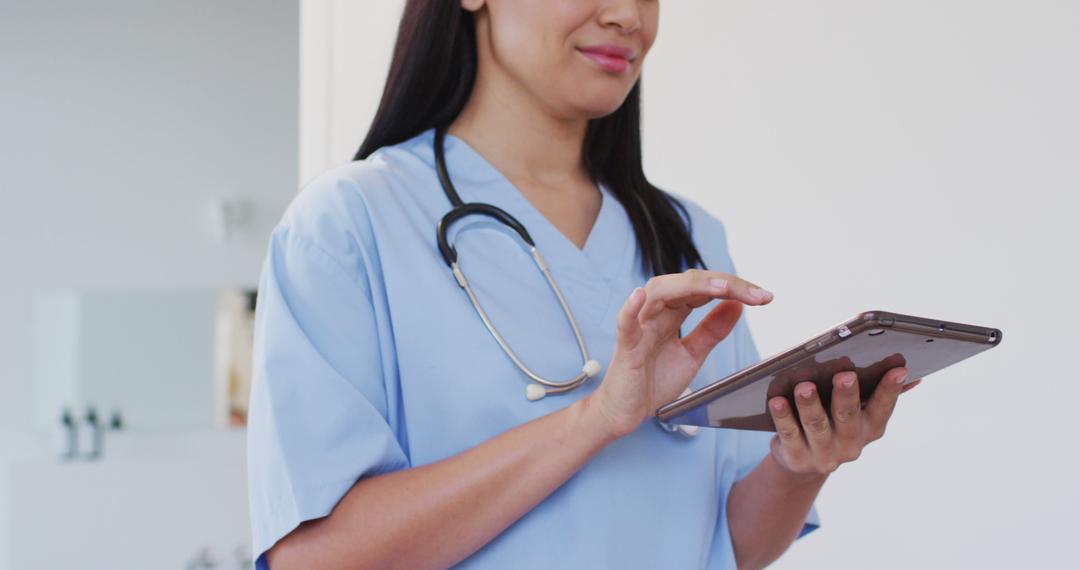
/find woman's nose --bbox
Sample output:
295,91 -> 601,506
597,0 -> 643,35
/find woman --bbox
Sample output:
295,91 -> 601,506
247,1 -> 920,568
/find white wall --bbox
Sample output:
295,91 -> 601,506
644,2 -> 1078,567
304,0 -> 1078,567
0,0 -> 298,567
299,0 -> 403,184
0,1 -> 298,436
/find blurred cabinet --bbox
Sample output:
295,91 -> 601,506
34,290 -> 219,432
0,430 -> 248,570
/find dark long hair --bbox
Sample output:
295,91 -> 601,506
354,1 -> 705,277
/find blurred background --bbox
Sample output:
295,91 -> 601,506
0,0 -> 1075,568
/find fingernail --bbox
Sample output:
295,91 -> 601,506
710,278 -> 728,291
770,399 -> 784,411
798,384 -> 814,399
749,286 -> 773,301
895,373 -> 908,385
842,376 -> 855,388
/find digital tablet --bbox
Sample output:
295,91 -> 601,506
654,310 -> 1002,431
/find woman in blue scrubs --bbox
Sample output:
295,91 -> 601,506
248,1 -> 921,568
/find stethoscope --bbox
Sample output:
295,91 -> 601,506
432,127 -> 700,438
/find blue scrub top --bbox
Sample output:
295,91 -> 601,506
247,127 -> 819,569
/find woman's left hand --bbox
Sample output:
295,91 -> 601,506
767,367 -> 922,483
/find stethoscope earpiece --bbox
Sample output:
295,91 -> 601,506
525,359 -> 602,401
525,384 -> 547,401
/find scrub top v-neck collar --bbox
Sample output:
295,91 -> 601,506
432,128 -> 635,290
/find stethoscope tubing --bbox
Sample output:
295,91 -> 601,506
433,127 -> 600,399
431,126 -> 698,436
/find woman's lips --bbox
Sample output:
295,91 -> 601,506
577,45 -> 634,73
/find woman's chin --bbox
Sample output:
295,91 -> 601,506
567,93 -> 635,120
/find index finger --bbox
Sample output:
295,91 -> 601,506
639,269 -> 773,320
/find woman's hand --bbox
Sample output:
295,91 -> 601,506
767,369 -> 923,483
586,269 -> 775,439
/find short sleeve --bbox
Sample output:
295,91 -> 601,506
246,225 -> 410,568
731,313 -> 821,539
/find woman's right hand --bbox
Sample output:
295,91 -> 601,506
586,269 -> 776,439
